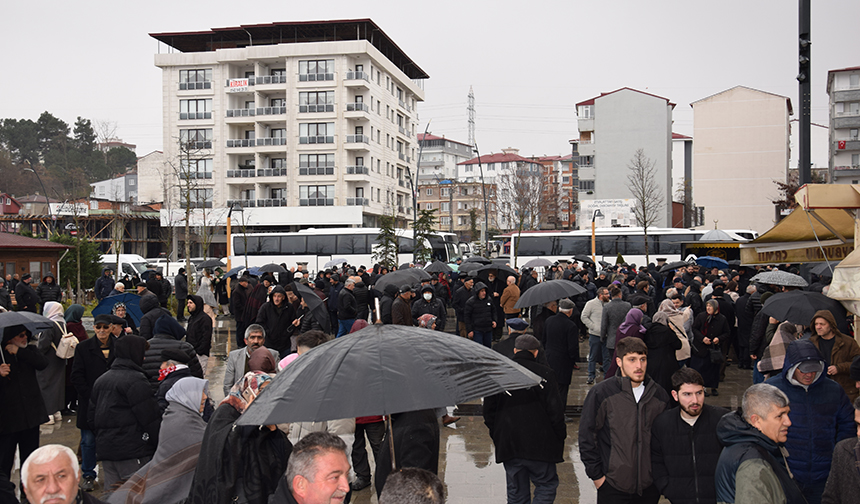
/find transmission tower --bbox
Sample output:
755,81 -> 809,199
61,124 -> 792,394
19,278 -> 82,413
467,86 -> 475,149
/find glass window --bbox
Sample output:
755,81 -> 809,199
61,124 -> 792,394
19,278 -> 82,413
258,237 -> 280,255
556,236 -> 590,255
337,235 -> 369,254
517,237 -> 554,256
398,237 -> 415,253
307,235 -> 336,255
280,236 -> 307,254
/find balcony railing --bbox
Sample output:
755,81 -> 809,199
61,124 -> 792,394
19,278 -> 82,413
345,71 -> 369,82
299,73 -> 334,82
299,135 -> 334,144
227,199 -> 256,208
300,198 -> 334,206
255,75 -> 287,85
256,137 -> 287,146
256,106 -> 287,116
179,112 -> 211,120
299,104 -> 334,113
346,197 -> 369,206
346,135 -> 369,143
179,172 -> 213,180
398,125 -> 410,137
180,201 -> 213,209
346,166 -> 368,175
179,81 -> 212,90
226,109 -> 255,118
226,139 -> 255,148
398,179 -> 406,187
397,205 -> 405,213
256,168 -> 288,177
398,99 -> 410,111
225,79 -> 256,87
226,168 -> 256,178
398,153 -> 411,163
346,102 -> 369,112
182,141 -> 212,150
256,198 -> 287,207
299,166 -> 334,176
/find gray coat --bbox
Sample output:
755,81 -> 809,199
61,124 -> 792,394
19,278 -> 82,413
600,298 -> 631,349
822,436 -> 860,504
36,323 -> 66,413
222,346 -> 280,396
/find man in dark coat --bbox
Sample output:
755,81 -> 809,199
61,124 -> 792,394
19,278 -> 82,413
174,268 -> 189,321
230,276 -> 251,348
484,334 -> 566,503
36,273 -> 62,310
141,315 -> 203,392
138,293 -> 173,340
379,283 -> 399,325
88,335 -> 162,490
411,284 -> 447,332
545,299 -> 580,412
735,284 -> 756,370
600,286 -> 631,376
531,301 -> 557,348
70,315 -> 116,492
15,273 -> 40,313
336,279 -> 357,337
391,285 -> 414,326
464,282 -> 496,347
374,409 -> 440,499
452,277 -> 474,337
0,279 -> 10,311
256,285 -> 296,357
651,368 -> 729,504
94,268 -> 114,301
0,324 -> 48,502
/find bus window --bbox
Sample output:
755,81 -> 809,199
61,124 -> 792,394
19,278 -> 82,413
398,237 -> 415,253
307,235 -> 336,255
625,235 -> 646,256
556,236 -> 590,255
281,236 -> 307,255
337,235 -> 369,254
595,236 -> 622,257
517,236 -> 554,256
259,236 -> 280,255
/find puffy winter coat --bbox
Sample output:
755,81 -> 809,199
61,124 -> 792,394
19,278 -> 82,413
138,293 -> 173,340
36,274 -> 62,305
185,295 -> 212,356
70,335 -> 116,431
337,286 -> 357,320
411,286 -> 447,331
464,283 -> 495,333
0,340 -> 48,434
94,270 -> 114,300
255,285 -> 296,354
140,315 -> 203,392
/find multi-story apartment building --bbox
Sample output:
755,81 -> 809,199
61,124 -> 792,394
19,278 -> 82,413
416,133 -> 474,182
149,19 -> 427,230
576,87 -> 674,228
417,180 -> 496,240
827,66 -> 860,184
90,172 -> 138,203
691,86 -> 792,233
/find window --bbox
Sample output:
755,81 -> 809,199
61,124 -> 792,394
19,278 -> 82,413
180,129 -> 213,149
183,188 -> 213,208
299,60 -> 334,81
128,179 -> 136,186
179,99 -> 212,120
441,187 -> 451,197
425,188 -> 433,196
337,235 -> 369,254
300,185 -> 335,206
578,105 -> 594,118
272,158 -> 287,169
179,69 -> 212,89
299,91 -> 334,113
580,180 -> 595,191
562,176 -> 570,184
852,154 -> 860,167
272,69 -> 287,78
299,154 -> 335,175
461,187 -> 469,196
852,102 -> 860,115
852,129 -> 859,140
851,74 -> 860,89
425,203 -> 434,210
180,158 -> 213,179
307,235 -> 336,254
299,123 -> 334,144
270,98 -> 286,108
441,216 -> 452,226
271,188 -> 285,199
441,202 -> 450,212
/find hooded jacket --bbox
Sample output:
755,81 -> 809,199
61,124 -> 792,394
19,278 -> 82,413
765,339 -> 855,486
0,328 -> 49,434
138,293 -> 173,340
255,285 -> 296,354
379,284 -> 399,325
70,333 -> 116,431
141,315 -> 203,392
95,269 -> 115,300
36,273 -> 62,305
14,279 -> 39,313
464,282 -> 496,333
411,285 -> 447,331
337,284 -> 357,320
89,335 -> 162,461
185,295 -> 212,356
715,410 -> 806,504
809,309 -> 860,402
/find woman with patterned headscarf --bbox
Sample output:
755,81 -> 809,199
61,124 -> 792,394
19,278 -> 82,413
187,372 -> 290,504
112,301 -> 138,335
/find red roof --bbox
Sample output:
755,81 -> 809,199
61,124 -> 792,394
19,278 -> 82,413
458,152 -> 544,166
417,133 -> 471,147
576,87 -> 675,108
672,132 -> 692,140
0,233 -> 71,250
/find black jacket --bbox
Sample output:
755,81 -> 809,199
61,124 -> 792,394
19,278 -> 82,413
464,283 -> 495,333
452,284 -> 473,322
411,288 -> 447,331
94,270 -> 114,300
230,282 -> 250,322
70,335 -> 116,431
155,366 -> 192,412
544,311 -> 580,385
185,295 -> 212,356
138,293 -> 173,340
0,343 -> 48,433
483,351 -> 566,463
174,272 -> 189,299
379,284 -> 398,325
374,409 -> 440,498
36,275 -> 62,305
353,283 -> 370,320
141,315 -> 203,392
391,295 -> 413,326
643,322 -> 682,394
88,336 -> 162,461
0,287 -> 10,311
651,404 -> 729,504
15,281 -> 39,313
692,312 -> 730,358
255,286 -> 296,354
337,286 -> 357,320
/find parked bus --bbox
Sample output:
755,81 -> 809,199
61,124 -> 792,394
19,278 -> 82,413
229,228 -> 459,272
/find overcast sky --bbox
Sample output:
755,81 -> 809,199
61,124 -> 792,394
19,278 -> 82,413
2,0 -> 856,165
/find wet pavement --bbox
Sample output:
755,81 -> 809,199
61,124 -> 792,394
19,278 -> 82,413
20,317 -> 752,503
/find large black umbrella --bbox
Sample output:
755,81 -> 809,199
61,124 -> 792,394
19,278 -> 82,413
464,255 -> 492,265
237,324 -> 542,425
0,311 -> 53,339
457,262 -> 483,275
659,260 -> 690,273
373,268 -> 428,293
424,261 -> 452,274
258,263 -> 287,274
196,259 -> 225,269
294,283 -> 331,334
224,266 -> 246,278
573,255 -> 595,266
513,280 -> 586,309
477,264 -> 518,282
522,258 -> 551,268
760,290 -> 849,333
810,261 -> 840,277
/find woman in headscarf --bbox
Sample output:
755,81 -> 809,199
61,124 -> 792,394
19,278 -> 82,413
198,269 -> 219,324
685,280 -> 705,317
112,302 -> 137,335
186,372 -> 290,504
63,304 -> 88,413
248,346 -> 276,374
691,299 -> 730,396
185,295 -> 212,376
36,301 -> 67,424
108,377 -> 213,504
604,307 -> 649,378
645,301 -> 683,394
756,321 -> 803,379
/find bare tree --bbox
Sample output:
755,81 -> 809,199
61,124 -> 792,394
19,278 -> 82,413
626,149 -> 665,264
94,120 -> 118,163
497,165 -> 543,265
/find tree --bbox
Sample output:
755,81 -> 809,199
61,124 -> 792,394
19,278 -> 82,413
468,208 -> 479,245
772,171 -> 825,214
51,233 -> 102,301
626,149 -> 665,264
412,209 -> 437,263
373,213 -> 399,269
105,147 -> 137,177
497,165 -> 544,265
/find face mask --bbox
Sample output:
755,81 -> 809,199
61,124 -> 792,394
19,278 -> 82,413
202,399 -> 215,422
423,293 -> 433,301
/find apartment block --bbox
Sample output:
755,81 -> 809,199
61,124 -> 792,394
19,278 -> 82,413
417,133 -> 474,182
827,66 -> 860,183
416,180 -> 496,240
149,19 -> 427,230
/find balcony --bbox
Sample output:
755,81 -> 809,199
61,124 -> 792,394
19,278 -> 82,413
299,135 -> 334,144
179,112 -> 211,120
299,104 -> 334,113
225,78 -> 255,89
398,153 -> 411,163
298,73 -> 334,82
256,168 -> 288,177
256,198 -> 287,207
226,168 -> 256,178
180,201 -> 213,209
398,99 -> 411,112
346,197 -> 369,206
346,166 -> 369,175
255,75 -> 287,85
226,109 -> 255,118
179,172 -> 213,180
299,166 -> 334,176
344,72 -> 370,89
227,199 -> 256,208
256,106 -> 287,116
226,139 -> 255,148
346,134 -> 370,144
398,179 -> 406,187
346,102 -> 369,113
835,140 -> 860,151
179,81 -> 211,90
300,197 -> 334,206
182,141 -> 212,150
345,71 -> 370,82
398,205 -> 405,213
835,116 -> 860,129
398,125 -> 411,138
256,137 -> 287,146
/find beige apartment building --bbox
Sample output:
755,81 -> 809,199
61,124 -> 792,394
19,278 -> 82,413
417,181 -> 495,240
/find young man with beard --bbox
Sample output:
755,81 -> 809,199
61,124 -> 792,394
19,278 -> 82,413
651,368 -> 728,504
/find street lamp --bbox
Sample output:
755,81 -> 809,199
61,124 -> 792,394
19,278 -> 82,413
591,209 -> 604,266
225,203 -> 244,298
23,162 -> 53,236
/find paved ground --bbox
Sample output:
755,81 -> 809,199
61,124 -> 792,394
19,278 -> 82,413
18,317 -> 752,504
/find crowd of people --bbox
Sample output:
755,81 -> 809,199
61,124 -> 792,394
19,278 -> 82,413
2,256 -> 860,504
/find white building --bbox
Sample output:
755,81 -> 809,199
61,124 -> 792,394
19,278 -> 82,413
576,88 -> 674,228
90,173 -> 138,203
150,19 -> 427,230
826,66 -> 860,184
136,150 -> 166,205
416,133 -> 473,182
691,86 -> 792,233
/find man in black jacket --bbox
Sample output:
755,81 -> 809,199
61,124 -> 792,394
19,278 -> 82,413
452,277 -> 474,337
138,293 -> 173,340
336,278 -> 357,337
651,368 -> 728,504
15,274 -> 40,313
545,299 -> 580,412
412,284 -> 447,332
230,276 -> 251,348
256,285 -> 297,357
174,268 -> 188,321
140,314 -> 203,392
484,335 -> 566,503
0,279 -> 11,311
36,273 -> 62,311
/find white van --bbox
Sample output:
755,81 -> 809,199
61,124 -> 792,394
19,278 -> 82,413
100,254 -> 148,279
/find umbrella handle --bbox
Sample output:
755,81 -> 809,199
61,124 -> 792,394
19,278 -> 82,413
386,416 -> 397,471
375,298 -> 382,324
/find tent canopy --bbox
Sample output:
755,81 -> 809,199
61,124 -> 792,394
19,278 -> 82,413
739,208 -> 854,266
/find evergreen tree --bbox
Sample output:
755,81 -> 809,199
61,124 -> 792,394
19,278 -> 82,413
373,214 -> 399,269
412,209 -> 437,263
51,233 -> 102,297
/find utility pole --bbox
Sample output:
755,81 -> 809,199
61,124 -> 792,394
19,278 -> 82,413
467,87 -> 476,149
798,0 -> 812,185
475,143 -> 490,256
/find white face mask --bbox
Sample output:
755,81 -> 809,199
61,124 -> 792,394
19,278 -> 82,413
423,293 -> 433,301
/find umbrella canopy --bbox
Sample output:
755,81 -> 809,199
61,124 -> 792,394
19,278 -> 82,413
477,264 -> 518,282
464,256 -> 492,265
225,266 -> 246,278
760,290 -> 849,333
373,268 -> 429,293
457,262 -> 483,275
258,263 -> 287,274
513,280 -> 586,309
446,263 -> 459,272
294,283 -> 331,333
324,258 -> 349,269
522,258 -> 552,268
659,260 -> 690,273
598,260 -> 612,269
750,270 -> 808,288
424,261 -> 452,273
92,293 -> 143,326
196,259 -> 225,269
728,260 -> 742,267
0,311 -> 54,338
695,256 -> 729,270
810,261 -> 839,277
237,325 -> 542,425
573,255 -> 595,266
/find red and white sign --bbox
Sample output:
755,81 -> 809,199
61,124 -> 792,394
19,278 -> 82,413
838,140 -> 846,150
228,78 -> 249,93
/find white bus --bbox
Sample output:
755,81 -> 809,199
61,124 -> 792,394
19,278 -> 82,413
506,227 -> 758,268
229,228 -> 460,272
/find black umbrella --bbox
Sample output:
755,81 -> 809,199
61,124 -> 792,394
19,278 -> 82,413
659,260 -> 690,273
457,262 -> 483,275
513,280 -> 586,309
196,259 -> 225,269
573,255 -> 595,266
464,256 -> 492,265
477,264 -> 518,282
0,312 -> 54,363
728,260 -> 742,267
760,290 -> 849,333
598,260 -> 611,269
522,258 -> 551,268
424,261 -> 452,273
237,325 -> 542,425
810,261 -> 840,277
373,268 -> 429,294
398,263 -> 413,270
224,266 -> 246,278
258,263 -> 287,274
294,283 -> 331,334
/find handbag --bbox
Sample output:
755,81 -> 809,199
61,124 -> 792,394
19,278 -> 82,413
708,344 -> 724,365
52,321 -> 78,359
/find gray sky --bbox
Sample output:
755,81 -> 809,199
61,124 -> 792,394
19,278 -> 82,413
2,0 -> 857,165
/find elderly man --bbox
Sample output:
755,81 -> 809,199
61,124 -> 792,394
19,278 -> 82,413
336,278 -> 357,337
545,299 -> 580,413
223,324 -> 279,395
109,282 -> 126,297
715,384 -> 805,504
582,287 -> 610,385
392,285 -> 414,326
269,432 -> 351,504
15,273 -> 40,313
22,444 -> 107,504
810,310 -> 860,402
500,275 -> 521,319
